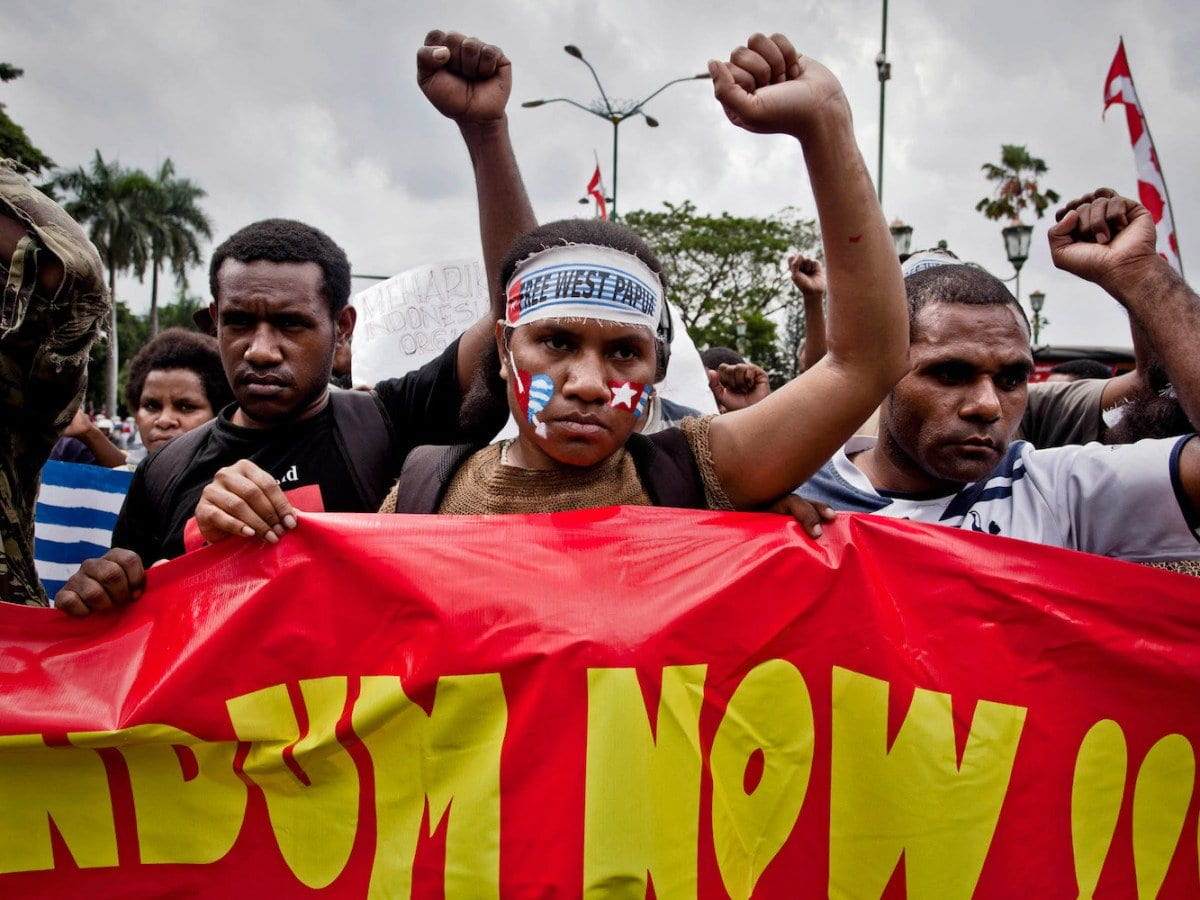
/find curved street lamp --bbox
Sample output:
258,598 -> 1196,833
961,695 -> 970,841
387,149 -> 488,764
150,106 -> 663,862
522,45 -> 710,217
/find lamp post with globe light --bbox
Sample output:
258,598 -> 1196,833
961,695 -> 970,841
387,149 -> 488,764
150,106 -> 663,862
1001,223 -> 1034,305
1028,289 -> 1048,345
522,45 -> 709,218
889,219 -> 913,259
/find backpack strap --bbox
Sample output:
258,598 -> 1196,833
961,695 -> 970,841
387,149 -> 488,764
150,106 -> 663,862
627,430 -> 708,509
141,419 -> 216,514
390,443 -> 480,514
330,389 -> 396,511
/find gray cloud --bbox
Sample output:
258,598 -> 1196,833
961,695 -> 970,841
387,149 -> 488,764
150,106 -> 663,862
5,0 -> 1195,348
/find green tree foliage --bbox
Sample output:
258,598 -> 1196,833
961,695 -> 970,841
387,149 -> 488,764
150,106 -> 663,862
146,159 -> 212,336
975,144 -> 1061,224
621,200 -> 819,375
50,151 -> 158,416
0,62 -> 55,175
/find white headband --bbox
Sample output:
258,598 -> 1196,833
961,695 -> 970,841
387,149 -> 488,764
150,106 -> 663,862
504,243 -> 664,330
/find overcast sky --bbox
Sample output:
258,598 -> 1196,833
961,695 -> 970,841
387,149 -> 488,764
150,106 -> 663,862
6,0 -> 1197,348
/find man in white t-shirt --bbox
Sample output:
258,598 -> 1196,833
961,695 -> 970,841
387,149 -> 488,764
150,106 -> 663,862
797,189 -> 1200,562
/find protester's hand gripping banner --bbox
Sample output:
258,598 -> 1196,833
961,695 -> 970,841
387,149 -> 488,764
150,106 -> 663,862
1,508 -> 1198,897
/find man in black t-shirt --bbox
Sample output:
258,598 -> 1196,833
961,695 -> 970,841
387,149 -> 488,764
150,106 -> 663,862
111,217 -> 509,563
57,216 -> 512,616
55,32 -> 540,615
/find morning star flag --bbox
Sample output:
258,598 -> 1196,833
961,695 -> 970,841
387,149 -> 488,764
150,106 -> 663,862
33,461 -> 132,598
586,162 -> 608,220
1,509 -> 1200,896
1104,38 -> 1183,275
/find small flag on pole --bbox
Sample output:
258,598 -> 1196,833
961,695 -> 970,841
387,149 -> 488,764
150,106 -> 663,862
586,163 -> 608,221
1104,38 -> 1183,275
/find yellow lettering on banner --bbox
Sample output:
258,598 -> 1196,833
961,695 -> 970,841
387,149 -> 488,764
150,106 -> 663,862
1132,734 -> 1194,900
1071,719 -> 1128,898
71,725 -> 246,865
710,660 -> 814,900
829,667 -> 1026,899
0,734 -> 116,873
227,677 -> 358,890
353,674 -> 507,899
583,665 -> 707,899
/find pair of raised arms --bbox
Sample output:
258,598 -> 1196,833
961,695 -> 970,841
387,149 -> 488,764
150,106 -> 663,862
57,30 -> 898,616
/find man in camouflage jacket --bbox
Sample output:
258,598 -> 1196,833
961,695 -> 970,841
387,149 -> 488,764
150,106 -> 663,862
0,160 -> 108,605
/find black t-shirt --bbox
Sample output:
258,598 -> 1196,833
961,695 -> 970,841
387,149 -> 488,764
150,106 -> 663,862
113,338 -> 488,564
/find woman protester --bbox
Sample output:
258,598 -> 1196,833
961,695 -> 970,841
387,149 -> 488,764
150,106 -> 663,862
190,30 -> 908,536
125,328 -> 233,457
52,328 -> 231,469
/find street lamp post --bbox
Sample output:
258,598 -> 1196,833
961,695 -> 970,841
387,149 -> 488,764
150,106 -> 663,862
876,0 -> 892,205
1001,223 -> 1034,304
1028,290 -> 1048,345
522,45 -> 710,218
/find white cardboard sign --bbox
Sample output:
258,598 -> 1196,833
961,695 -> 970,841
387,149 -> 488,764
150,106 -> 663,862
350,258 -> 489,385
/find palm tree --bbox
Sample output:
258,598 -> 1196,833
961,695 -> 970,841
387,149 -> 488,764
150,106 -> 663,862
975,145 -> 1061,224
50,151 -> 156,416
146,159 -> 212,336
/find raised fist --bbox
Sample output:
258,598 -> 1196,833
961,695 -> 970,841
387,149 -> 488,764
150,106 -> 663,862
1049,187 -> 1160,294
708,33 -> 849,139
417,30 -> 511,125
708,362 -> 771,413
788,253 -> 826,297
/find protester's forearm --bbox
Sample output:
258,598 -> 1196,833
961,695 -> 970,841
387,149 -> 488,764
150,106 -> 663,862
799,294 -> 827,372
1110,259 -> 1200,430
454,116 -> 537,392
76,427 -> 128,468
460,116 -> 536,313
709,120 -> 907,509
799,116 -> 907,387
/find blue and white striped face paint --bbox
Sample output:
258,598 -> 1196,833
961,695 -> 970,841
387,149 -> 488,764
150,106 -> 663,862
507,342 -> 554,439
526,374 -> 554,420
524,373 -> 554,438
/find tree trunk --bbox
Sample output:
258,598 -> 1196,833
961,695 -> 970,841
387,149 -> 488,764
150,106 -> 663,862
149,259 -> 160,337
106,260 -> 118,419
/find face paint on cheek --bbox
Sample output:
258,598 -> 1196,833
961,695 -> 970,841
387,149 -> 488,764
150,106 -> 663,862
506,342 -> 554,438
608,380 -> 653,418
526,374 -> 555,421
528,375 -> 555,439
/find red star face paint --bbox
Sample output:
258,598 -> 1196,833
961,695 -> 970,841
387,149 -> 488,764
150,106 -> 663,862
607,380 -> 651,418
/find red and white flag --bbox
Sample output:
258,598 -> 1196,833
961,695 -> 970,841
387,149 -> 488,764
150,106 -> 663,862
586,163 -> 608,221
1104,39 -> 1182,275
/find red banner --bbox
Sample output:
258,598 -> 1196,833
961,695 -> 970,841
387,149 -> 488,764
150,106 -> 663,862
1,508 -> 1198,897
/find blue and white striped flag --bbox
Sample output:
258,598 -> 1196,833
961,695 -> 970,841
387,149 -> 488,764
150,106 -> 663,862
34,461 -> 133,600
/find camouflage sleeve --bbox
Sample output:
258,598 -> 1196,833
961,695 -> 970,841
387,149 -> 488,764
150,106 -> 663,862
0,160 -> 109,606
0,160 -> 109,428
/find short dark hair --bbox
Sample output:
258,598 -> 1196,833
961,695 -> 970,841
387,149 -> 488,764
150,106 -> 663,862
208,218 -> 351,315
125,328 -> 234,412
700,347 -> 745,369
904,264 -> 1030,339
1050,359 -> 1113,380
499,218 -> 670,380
